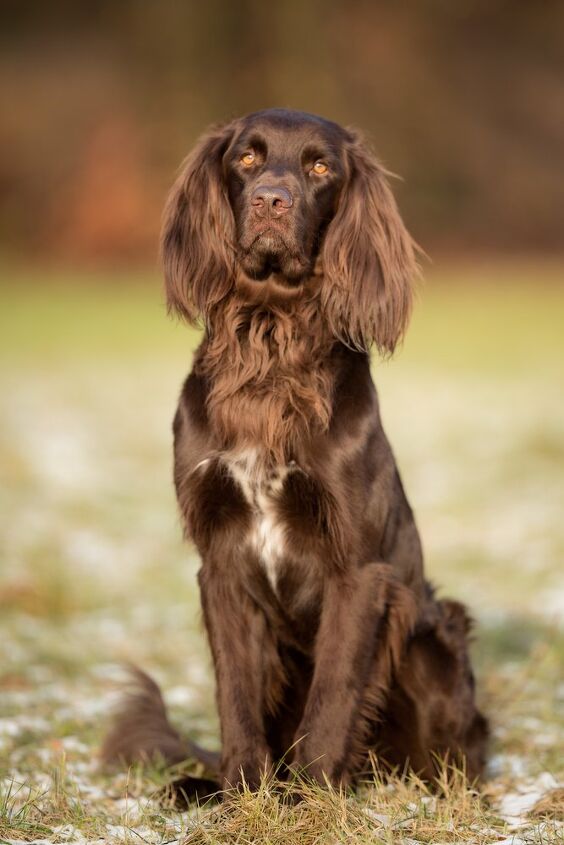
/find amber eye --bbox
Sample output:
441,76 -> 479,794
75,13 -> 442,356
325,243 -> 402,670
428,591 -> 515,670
312,160 -> 328,175
241,151 -> 256,167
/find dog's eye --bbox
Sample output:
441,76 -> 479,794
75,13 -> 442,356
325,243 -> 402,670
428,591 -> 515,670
312,161 -> 328,175
240,151 -> 256,167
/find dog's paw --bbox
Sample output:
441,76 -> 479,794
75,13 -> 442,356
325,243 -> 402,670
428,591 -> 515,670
160,775 -> 220,808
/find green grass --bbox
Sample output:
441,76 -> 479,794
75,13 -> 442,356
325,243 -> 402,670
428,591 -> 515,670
0,258 -> 563,843
1,257 -> 563,373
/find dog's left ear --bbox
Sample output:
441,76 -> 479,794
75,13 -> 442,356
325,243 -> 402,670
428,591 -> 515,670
161,120 -> 239,324
321,130 -> 419,354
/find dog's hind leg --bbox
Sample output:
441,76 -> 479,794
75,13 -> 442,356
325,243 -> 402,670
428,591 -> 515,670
372,598 -> 489,783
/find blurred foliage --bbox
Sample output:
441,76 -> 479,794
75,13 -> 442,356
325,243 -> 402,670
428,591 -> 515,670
1,0 -> 564,264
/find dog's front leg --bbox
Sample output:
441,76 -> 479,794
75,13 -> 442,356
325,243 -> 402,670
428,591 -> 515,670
292,563 -> 416,785
198,564 -> 271,791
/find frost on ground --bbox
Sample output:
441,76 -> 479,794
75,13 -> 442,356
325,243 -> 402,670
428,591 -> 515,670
1,272 -> 563,843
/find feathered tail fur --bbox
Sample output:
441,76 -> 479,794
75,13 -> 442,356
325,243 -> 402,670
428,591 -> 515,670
100,665 -> 220,775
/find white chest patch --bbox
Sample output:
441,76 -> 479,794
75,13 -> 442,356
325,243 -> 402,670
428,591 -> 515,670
225,449 -> 295,593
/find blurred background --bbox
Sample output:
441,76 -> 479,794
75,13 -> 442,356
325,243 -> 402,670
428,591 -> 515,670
2,1 -> 564,260
0,2 -> 563,842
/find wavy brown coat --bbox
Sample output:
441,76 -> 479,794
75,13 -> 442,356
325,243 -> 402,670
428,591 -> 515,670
102,109 -> 488,798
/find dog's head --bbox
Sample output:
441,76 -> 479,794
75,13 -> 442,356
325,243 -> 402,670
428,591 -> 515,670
162,108 -> 418,353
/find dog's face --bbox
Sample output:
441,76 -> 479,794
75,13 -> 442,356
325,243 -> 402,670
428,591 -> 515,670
162,108 -> 417,353
223,111 -> 348,282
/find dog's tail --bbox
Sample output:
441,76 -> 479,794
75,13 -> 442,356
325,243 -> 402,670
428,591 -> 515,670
100,665 -> 220,775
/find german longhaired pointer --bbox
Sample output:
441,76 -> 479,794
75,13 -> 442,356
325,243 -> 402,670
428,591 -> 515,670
102,108 -> 488,798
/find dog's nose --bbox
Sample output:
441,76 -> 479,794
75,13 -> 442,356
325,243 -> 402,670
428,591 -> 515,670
251,185 -> 293,217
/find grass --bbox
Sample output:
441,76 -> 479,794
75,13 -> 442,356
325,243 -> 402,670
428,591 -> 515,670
0,257 -> 563,843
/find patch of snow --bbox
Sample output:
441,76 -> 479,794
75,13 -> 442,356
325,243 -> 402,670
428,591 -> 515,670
166,685 -> 196,707
488,753 -> 528,780
363,808 -> 391,826
497,771 -> 560,825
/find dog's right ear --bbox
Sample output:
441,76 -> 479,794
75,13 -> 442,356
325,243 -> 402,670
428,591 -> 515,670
161,121 -> 238,324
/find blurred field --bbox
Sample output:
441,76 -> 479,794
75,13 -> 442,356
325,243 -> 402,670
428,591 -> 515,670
0,260 -> 563,843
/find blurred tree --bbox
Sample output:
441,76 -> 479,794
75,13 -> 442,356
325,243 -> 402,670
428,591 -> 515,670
0,0 -> 563,263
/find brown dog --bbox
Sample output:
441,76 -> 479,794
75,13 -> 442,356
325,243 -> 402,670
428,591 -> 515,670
102,109 -> 488,797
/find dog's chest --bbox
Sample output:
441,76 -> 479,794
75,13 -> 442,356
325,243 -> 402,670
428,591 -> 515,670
226,450 -> 295,593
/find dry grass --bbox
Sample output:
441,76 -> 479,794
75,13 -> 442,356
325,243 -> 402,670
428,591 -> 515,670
2,760 -> 563,844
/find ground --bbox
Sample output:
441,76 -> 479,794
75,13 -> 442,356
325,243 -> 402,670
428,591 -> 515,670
0,259 -> 563,844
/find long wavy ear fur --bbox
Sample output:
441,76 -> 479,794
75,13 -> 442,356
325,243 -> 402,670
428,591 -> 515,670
161,121 -> 239,323
321,130 -> 418,354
